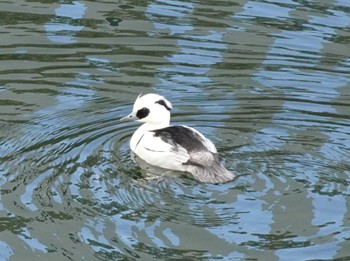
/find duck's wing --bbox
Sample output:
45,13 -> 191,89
181,126 -> 217,154
136,126 -> 217,169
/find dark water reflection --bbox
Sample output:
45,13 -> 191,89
1,0 -> 350,260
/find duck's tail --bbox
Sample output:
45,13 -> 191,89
188,162 -> 235,184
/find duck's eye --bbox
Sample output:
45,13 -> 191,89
136,107 -> 150,119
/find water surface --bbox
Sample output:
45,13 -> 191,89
0,0 -> 350,260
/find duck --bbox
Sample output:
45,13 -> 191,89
120,93 -> 235,184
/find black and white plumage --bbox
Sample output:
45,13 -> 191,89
120,93 -> 235,184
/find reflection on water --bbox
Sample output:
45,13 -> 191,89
0,0 -> 350,260
45,1 -> 87,43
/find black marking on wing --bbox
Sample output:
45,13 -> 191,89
153,126 -> 208,153
145,147 -> 165,152
135,133 -> 145,150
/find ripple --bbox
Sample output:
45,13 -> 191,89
2,90 -> 349,229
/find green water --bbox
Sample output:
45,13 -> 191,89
0,0 -> 349,260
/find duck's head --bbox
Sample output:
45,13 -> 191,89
120,93 -> 172,127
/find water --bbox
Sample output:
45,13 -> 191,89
0,0 -> 349,260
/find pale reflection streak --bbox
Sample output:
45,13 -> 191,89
0,241 -> 12,260
313,4 -> 350,259
144,0 -> 244,257
17,227 -> 47,253
17,0 -> 104,253
210,1 -> 293,257
146,0 -> 235,120
44,1 -> 86,44
40,0 -> 115,208
24,0 -> 95,205
79,218 -> 121,254
1,1 -> 91,254
249,1 -> 350,259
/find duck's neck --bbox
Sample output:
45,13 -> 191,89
130,121 -> 170,151
141,120 -> 170,131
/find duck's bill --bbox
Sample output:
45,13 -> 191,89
120,112 -> 137,122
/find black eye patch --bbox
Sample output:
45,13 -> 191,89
155,99 -> 171,111
136,107 -> 150,119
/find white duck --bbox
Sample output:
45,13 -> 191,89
120,93 -> 235,183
